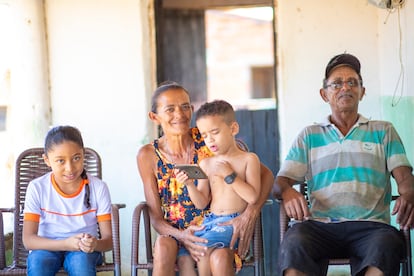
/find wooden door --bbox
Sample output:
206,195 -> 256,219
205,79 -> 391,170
155,4 -> 207,103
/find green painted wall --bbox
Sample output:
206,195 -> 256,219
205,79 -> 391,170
382,96 -> 414,272
381,96 -> 414,166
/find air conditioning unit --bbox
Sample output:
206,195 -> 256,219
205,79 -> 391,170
368,0 -> 405,9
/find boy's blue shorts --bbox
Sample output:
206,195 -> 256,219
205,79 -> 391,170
195,212 -> 239,248
177,212 -> 239,257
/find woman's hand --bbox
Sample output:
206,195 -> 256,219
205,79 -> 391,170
219,208 -> 258,258
180,225 -> 208,262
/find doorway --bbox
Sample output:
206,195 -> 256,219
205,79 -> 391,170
154,1 -> 279,274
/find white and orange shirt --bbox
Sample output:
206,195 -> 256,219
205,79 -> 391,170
24,172 -> 112,240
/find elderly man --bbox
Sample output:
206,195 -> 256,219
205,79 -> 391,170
275,53 -> 414,276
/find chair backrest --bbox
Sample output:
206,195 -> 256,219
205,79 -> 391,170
12,147 -> 102,269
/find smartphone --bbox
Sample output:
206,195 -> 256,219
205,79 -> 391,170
174,164 -> 208,179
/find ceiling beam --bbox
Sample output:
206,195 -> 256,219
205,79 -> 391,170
163,0 -> 273,9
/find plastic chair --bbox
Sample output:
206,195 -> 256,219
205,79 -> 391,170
0,147 -> 124,276
278,182 -> 412,276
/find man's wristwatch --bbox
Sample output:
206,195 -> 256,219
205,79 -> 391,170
224,172 -> 237,184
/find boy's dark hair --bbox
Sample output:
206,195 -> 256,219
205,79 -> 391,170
151,81 -> 190,113
195,100 -> 236,125
44,125 -> 84,154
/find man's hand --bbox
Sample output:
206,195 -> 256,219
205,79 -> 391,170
282,186 -> 310,221
392,166 -> 414,230
392,196 -> 414,230
180,225 -> 208,262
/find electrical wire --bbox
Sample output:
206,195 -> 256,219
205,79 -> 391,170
390,5 -> 405,107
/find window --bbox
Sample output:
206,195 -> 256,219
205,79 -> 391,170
251,66 -> 275,99
0,106 -> 5,131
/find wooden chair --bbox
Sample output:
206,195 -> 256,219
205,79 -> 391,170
278,182 -> 412,276
131,201 -> 264,276
0,147 -> 124,276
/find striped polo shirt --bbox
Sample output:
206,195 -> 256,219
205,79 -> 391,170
277,114 -> 412,224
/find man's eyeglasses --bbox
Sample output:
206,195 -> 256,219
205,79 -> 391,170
325,79 -> 360,90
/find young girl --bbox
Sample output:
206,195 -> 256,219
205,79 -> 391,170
22,125 -> 113,276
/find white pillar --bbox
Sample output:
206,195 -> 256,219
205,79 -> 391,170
0,0 -> 50,232
8,0 -> 51,151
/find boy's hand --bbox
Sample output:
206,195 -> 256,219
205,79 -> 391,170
213,160 -> 234,178
174,169 -> 192,186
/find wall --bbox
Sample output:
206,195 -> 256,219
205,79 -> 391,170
0,0 -> 51,233
0,0 -> 155,273
1,0 -> 413,274
276,0 -> 414,272
276,0 -> 413,162
277,0 -> 379,157
377,1 -> 414,166
44,0 -> 155,272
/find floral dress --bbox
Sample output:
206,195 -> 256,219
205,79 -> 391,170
153,127 -> 212,229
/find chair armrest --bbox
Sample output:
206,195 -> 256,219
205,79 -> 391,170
131,201 -> 153,272
113,203 -> 126,209
391,195 -> 413,270
274,182 -> 305,243
0,210 -> 5,270
110,203 -> 125,274
277,201 -> 290,243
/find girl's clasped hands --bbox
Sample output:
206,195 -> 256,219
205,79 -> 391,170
78,233 -> 97,253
